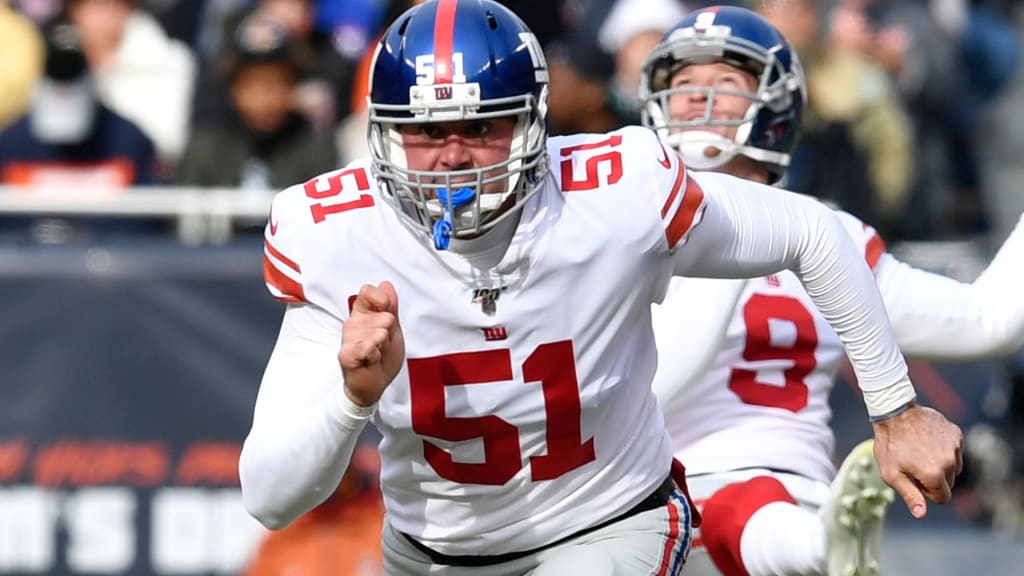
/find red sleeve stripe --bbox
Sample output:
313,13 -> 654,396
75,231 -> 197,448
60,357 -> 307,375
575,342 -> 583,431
264,239 -> 301,274
263,255 -> 305,303
263,240 -> 305,302
865,231 -> 885,270
660,162 -> 686,219
432,0 -> 458,84
663,168 -> 706,248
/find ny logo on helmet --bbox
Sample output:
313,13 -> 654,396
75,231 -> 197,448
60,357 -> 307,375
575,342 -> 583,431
435,86 -> 453,100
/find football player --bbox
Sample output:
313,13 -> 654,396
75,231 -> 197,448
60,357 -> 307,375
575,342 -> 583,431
240,1 -> 962,574
641,6 -> 1022,576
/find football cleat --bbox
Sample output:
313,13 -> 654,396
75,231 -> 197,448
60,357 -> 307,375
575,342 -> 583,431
824,439 -> 896,576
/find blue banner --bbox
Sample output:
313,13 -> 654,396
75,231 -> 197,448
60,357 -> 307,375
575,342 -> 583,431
0,240 -> 279,575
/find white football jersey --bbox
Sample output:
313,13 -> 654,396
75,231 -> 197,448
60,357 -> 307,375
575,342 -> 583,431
262,126 -> 705,555
654,212 -> 884,484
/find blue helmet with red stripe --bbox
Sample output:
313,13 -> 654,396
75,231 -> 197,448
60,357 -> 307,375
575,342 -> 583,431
367,0 -> 550,244
639,6 -> 805,183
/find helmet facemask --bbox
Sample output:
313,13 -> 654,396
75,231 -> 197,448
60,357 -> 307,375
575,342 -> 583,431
368,84 -> 550,244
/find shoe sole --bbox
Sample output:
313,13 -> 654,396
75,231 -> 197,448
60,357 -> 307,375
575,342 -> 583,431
826,440 -> 896,576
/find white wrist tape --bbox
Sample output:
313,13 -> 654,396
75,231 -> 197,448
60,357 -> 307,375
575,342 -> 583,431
338,388 -> 377,422
862,375 -> 917,420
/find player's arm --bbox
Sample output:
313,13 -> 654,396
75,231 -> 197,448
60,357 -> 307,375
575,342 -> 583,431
241,189 -> 377,530
664,168 -> 963,517
668,168 -> 912,416
874,212 -> 1024,359
238,302 -> 373,530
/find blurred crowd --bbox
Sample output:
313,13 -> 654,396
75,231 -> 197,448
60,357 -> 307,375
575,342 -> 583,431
0,0 -> 1022,244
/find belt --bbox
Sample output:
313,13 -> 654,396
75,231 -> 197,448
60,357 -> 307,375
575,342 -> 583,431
401,475 -> 676,567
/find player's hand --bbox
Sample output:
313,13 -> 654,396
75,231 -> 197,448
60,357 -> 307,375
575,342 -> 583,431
871,403 -> 963,519
339,282 -> 405,407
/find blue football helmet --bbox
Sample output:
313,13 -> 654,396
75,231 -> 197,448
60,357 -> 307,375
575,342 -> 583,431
367,0 -> 549,244
639,6 -> 806,183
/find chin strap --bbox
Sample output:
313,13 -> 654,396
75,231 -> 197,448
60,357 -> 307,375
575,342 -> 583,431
672,130 -> 740,171
432,187 -> 476,250
671,130 -> 791,176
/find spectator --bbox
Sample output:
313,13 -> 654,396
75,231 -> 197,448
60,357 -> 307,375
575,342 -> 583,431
142,0 -> 215,47
598,0 -> 685,126
336,0 -> 429,164
10,0 -> 62,25
0,20 -> 159,243
193,0 -> 355,136
0,1 -> 44,130
955,0 -> 1020,235
67,0 -> 197,168
543,0 -> 622,134
835,0 -> 1007,239
758,0 -> 915,234
175,14 -> 337,195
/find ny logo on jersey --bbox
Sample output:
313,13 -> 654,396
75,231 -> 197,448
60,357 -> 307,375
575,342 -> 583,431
482,326 -> 508,341
471,285 -> 507,315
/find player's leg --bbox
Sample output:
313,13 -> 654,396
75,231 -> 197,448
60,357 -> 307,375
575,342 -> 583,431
674,497 -> 718,576
530,545 -> 617,576
381,484 -> 693,576
532,488 -> 694,576
697,441 -> 895,576
700,476 -> 819,576
380,518 -> 539,576
823,439 -> 894,576
694,470 -> 832,576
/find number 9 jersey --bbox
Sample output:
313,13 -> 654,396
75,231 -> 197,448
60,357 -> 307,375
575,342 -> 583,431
652,213 -> 887,484
259,125 -> 706,556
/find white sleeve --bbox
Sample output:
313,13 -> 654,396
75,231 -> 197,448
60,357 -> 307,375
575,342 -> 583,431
877,213 -> 1024,359
238,303 -> 371,529
672,170 -> 909,393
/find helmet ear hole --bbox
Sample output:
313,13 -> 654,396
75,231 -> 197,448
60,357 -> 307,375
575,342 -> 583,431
486,12 -> 498,30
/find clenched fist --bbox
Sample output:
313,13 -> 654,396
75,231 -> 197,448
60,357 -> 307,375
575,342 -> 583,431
872,403 -> 964,519
339,282 -> 406,407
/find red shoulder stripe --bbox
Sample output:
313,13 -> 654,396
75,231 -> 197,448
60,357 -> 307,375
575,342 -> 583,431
660,162 -> 685,219
265,239 -> 301,274
263,256 -> 305,303
263,240 -> 305,302
664,168 -> 705,248
864,229 -> 885,270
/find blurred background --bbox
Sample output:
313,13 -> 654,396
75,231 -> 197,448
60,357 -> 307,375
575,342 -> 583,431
0,0 -> 1022,574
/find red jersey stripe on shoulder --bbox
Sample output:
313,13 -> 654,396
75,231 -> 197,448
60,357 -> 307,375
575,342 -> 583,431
660,161 -> 685,219
263,255 -> 305,303
264,239 -> 304,302
665,171 -> 705,248
656,139 -> 673,169
865,229 -> 886,269
433,0 -> 458,84
265,239 -> 301,274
